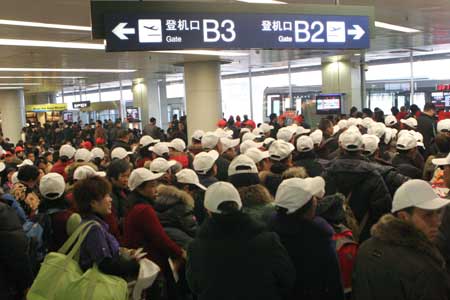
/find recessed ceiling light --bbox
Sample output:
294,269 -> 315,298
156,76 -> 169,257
152,50 -> 249,57
0,83 -> 40,86
0,76 -> 84,79
0,87 -> 23,90
0,38 -> 104,50
375,21 -> 421,33
0,68 -> 136,73
237,0 -> 287,4
354,53 -> 361,56
0,19 -> 91,31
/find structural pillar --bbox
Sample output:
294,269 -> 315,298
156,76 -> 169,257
184,61 -> 222,138
0,90 -> 26,143
321,56 -> 364,112
158,79 -> 169,129
132,79 -> 162,129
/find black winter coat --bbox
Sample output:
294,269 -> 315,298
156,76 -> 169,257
323,154 -> 392,242
270,215 -> 345,300
186,212 -> 295,300
392,153 -> 422,179
0,202 -> 34,300
353,214 -> 450,300
417,112 -> 437,156
368,161 -> 410,197
294,151 -> 325,177
215,155 -> 230,182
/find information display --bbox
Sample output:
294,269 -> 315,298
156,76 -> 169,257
72,101 -> 91,109
104,13 -> 370,52
316,94 -> 342,114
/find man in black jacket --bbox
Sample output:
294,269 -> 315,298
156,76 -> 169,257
271,177 -> 344,300
201,132 -> 230,181
353,180 -> 450,300
294,135 -> 324,177
417,102 -> 437,158
187,182 -> 295,300
392,133 -> 423,179
111,129 -> 132,151
323,130 -> 392,242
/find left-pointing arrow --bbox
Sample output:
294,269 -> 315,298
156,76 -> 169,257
112,23 -> 136,40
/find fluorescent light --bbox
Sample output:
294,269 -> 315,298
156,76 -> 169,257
0,38 -> 104,50
152,50 -> 249,57
0,83 -> 40,86
0,87 -> 23,90
0,19 -> 91,31
237,0 -> 286,3
375,21 -> 421,33
0,68 -> 136,73
0,76 -> 84,79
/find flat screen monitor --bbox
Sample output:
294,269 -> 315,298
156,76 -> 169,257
316,94 -> 342,115
126,107 -> 140,121
432,92 -> 445,110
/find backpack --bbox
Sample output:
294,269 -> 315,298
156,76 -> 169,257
342,192 -> 369,242
333,225 -> 358,295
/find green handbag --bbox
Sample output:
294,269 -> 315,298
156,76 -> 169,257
27,221 -> 96,300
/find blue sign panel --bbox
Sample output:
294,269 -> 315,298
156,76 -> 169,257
104,13 -> 370,52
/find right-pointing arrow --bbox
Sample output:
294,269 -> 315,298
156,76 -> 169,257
112,23 -> 136,40
348,25 -> 365,40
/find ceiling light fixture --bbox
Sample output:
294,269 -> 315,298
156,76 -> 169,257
152,50 -> 249,57
0,87 -> 24,90
0,76 -> 84,79
0,19 -> 91,31
0,83 -> 40,86
374,21 -> 421,33
0,38 -> 104,50
236,0 -> 287,4
0,68 -> 136,73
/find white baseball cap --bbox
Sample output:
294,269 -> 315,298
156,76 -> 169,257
259,123 -> 274,133
332,125 -> 340,136
91,147 -> 105,160
242,132 -> 257,142
347,118 -> 357,127
39,173 -> 65,200
228,154 -> 258,176
220,138 -> 240,154
339,130 -> 363,151
11,172 -> 19,184
191,130 -> 205,141
252,128 -> 265,137
204,181 -> 242,214
385,115 -> 398,127
384,128 -> 394,145
128,168 -> 164,191
263,137 -> 275,148
149,143 -> 170,157
362,134 -> 380,155
361,117 -> 375,129
275,177 -> 326,214
193,150 -> 219,175
111,147 -> 133,160
75,148 -> 93,162
310,129 -> 323,145
277,128 -> 294,142
392,179 -> 450,213
245,147 -> 270,163
201,132 -> 220,150
296,135 -> 314,153
175,169 -> 206,190
214,128 -> 233,139
337,119 -> 349,130
73,165 -> 106,181
269,140 -> 295,161
401,117 -> 418,129
432,153 -> 450,167
149,158 -> 177,173
412,131 -> 425,148
240,140 -> 263,155
168,139 -> 186,152
17,159 -> 34,168
346,125 -> 360,134
396,133 -> 417,150
240,128 -> 251,134
437,119 -> 450,133
296,126 -> 311,136
60,144 -> 76,159
368,123 -> 386,139
0,162 -> 5,173
140,135 -> 159,147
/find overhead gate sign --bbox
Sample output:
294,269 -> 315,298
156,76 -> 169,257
104,13 -> 370,52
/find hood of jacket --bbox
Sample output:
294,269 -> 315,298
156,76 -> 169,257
238,184 -> 273,207
0,202 -> 22,232
371,214 -> 445,268
155,184 -> 194,208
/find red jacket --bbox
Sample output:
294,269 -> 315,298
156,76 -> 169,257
123,199 -> 183,271
50,160 -> 72,181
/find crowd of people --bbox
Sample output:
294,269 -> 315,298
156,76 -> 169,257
2,102 -> 450,300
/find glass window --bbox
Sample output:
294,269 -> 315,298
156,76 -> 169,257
221,77 -> 251,120
412,92 -> 425,109
166,83 -> 185,98
369,93 -> 395,114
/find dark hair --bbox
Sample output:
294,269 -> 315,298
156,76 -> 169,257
96,120 -> 102,125
277,198 -> 314,218
270,157 -> 290,174
73,176 -> 111,215
107,159 -> 131,180
150,117 -> 156,123
435,134 -> 450,153
424,102 -> 436,112
229,173 -> 260,188
217,201 -> 240,214
350,106 -> 358,114
362,108 -> 373,118
391,106 -> 400,116
394,206 -> 415,217
17,165 -> 40,182
139,146 -> 152,158
117,129 -> 129,139
318,118 -> 333,132
410,104 -> 420,115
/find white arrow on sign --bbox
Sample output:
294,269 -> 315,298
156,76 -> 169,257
347,25 -> 365,40
112,23 -> 136,40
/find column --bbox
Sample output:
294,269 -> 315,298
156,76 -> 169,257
132,79 -> 162,129
184,61 -> 222,137
0,90 -> 26,143
321,56 -> 363,112
158,79 -> 169,129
